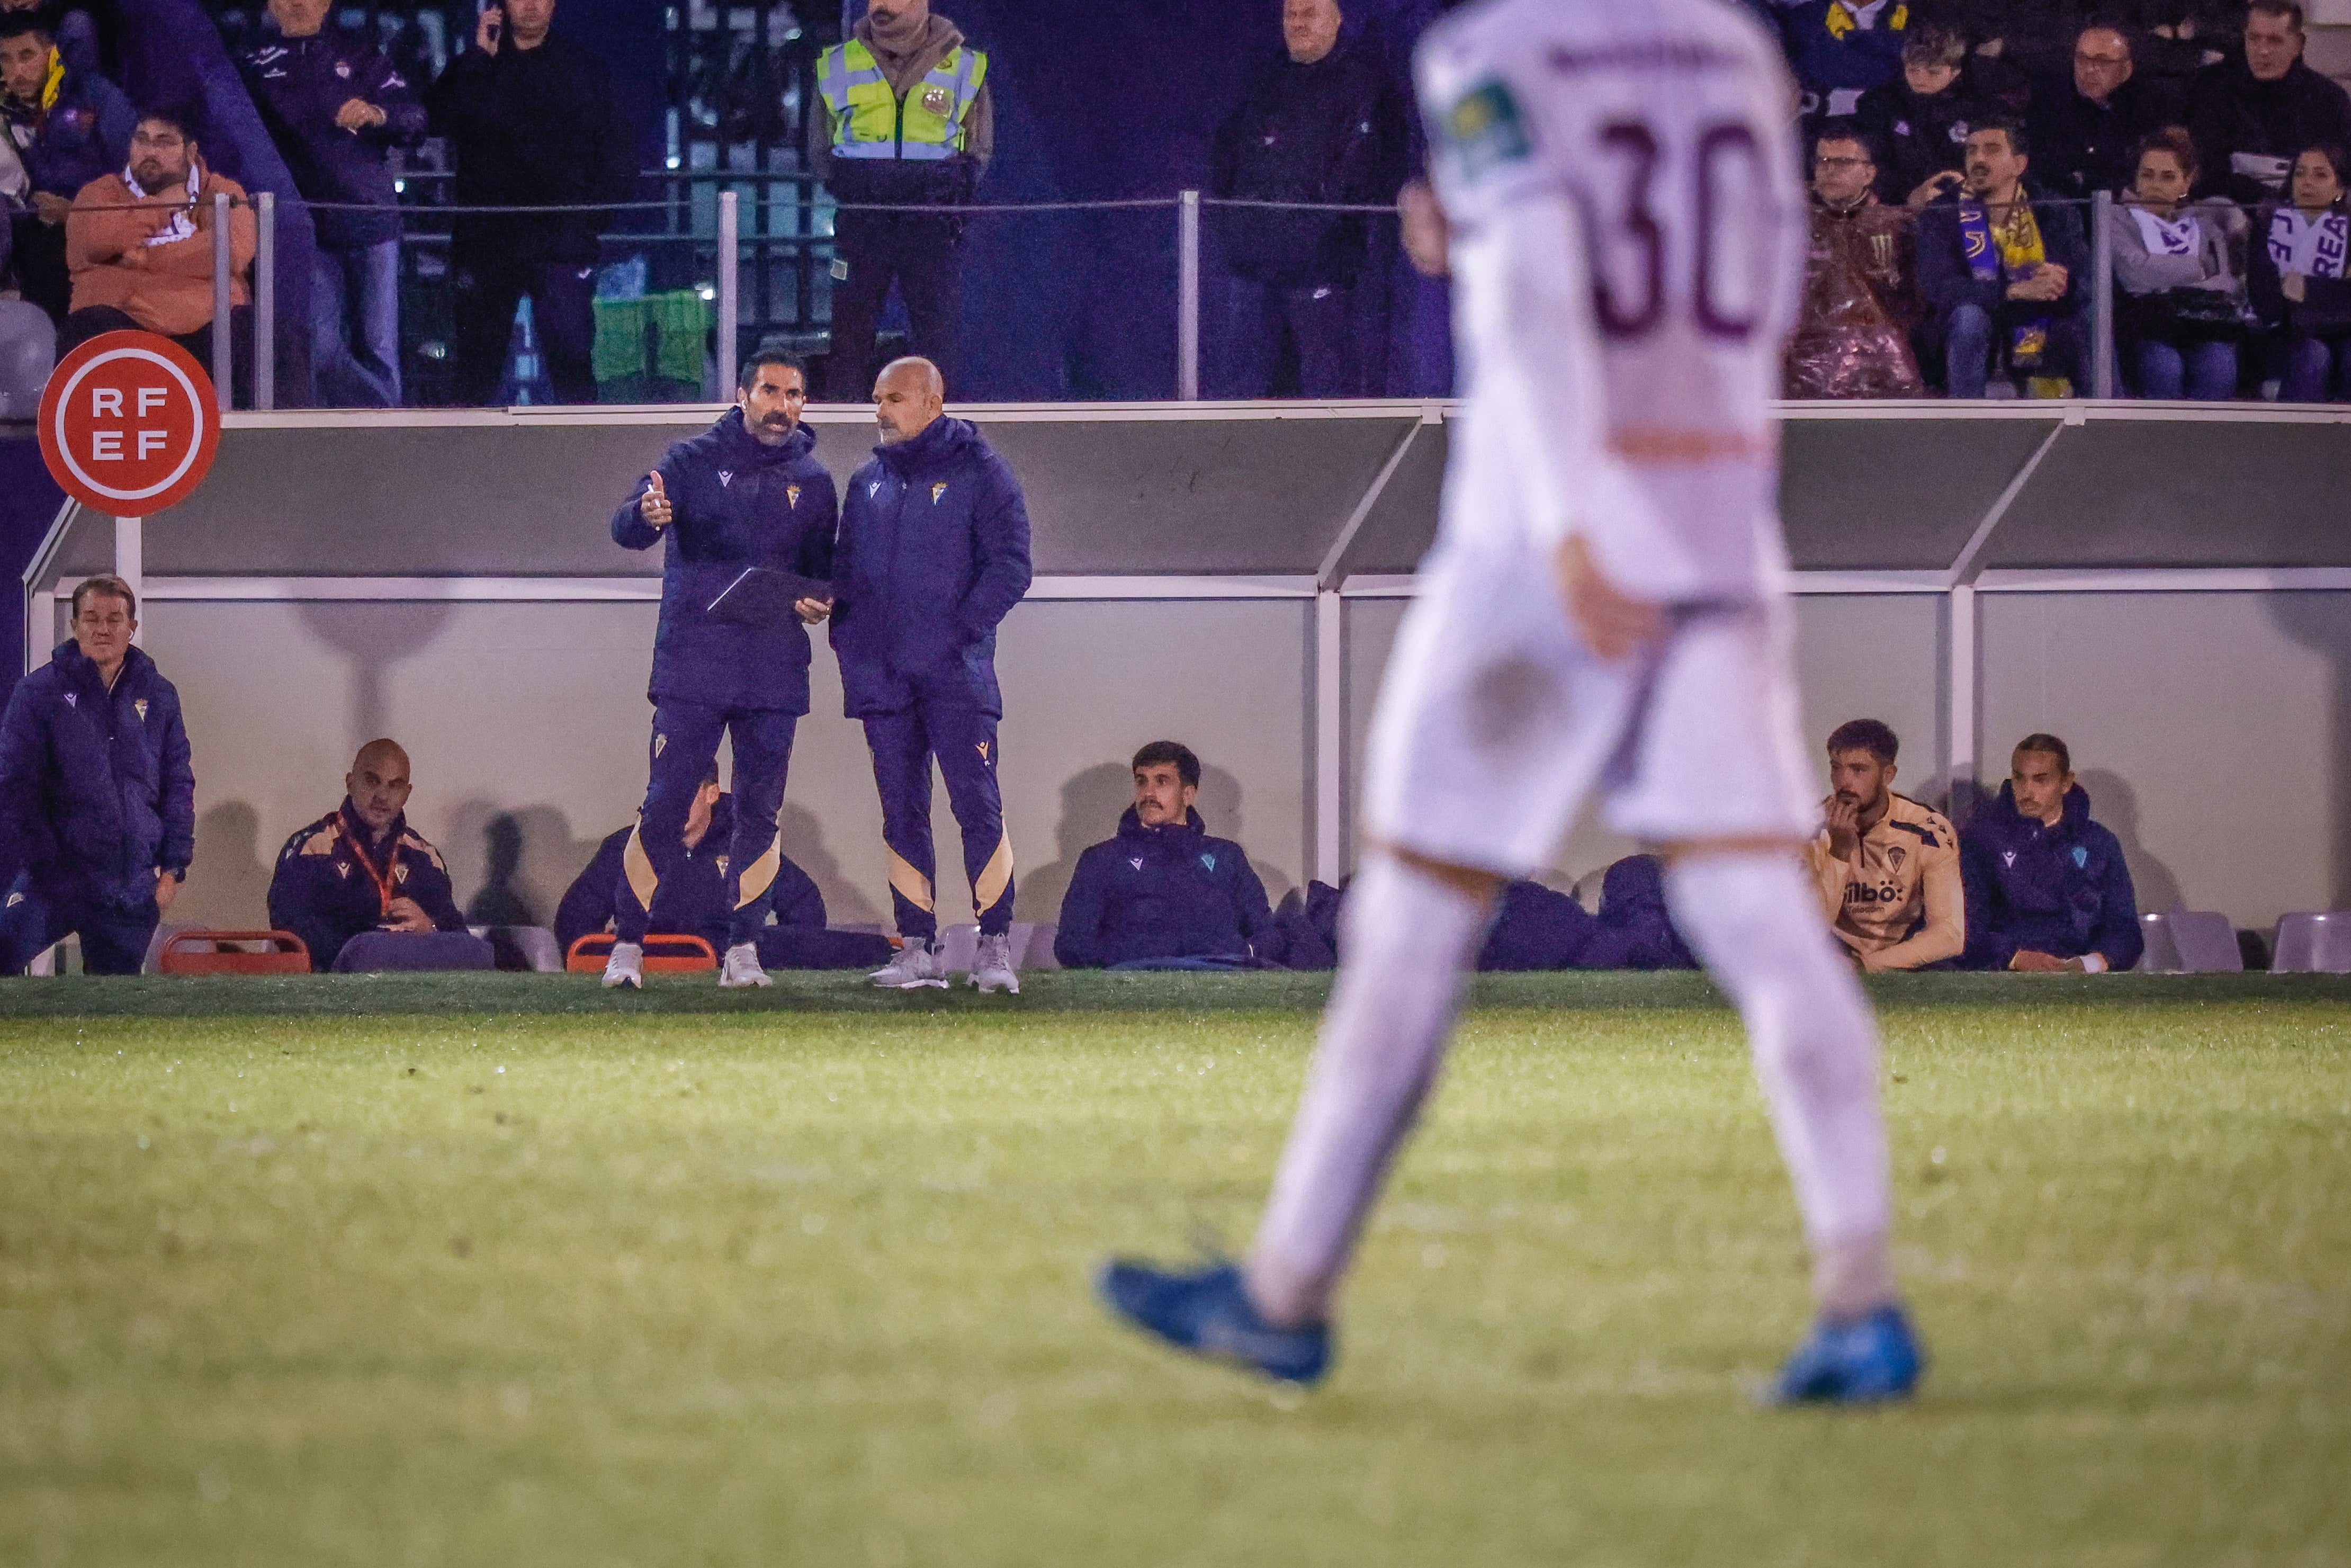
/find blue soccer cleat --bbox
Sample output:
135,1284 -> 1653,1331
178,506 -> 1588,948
1767,1303 -> 1925,1405
1096,1258 -> 1333,1386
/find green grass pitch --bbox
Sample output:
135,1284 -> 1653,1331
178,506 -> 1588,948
2,972 -> 2347,1566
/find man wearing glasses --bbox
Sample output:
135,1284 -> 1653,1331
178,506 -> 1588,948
2030,24 -> 2172,202
1786,124 -> 1924,398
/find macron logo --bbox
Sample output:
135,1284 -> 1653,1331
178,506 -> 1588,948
1129,857 -> 1144,871
61,693 -> 75,709
2002,851 -> 2016,868
719,471 -> 734,488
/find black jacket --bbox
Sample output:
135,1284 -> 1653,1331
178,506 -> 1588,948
2028,73 -> 2175,201
2188,58 -> 2351,204
611,410 -> 839,716
1958,781 -> 2142,971
424,32 -> 636,266
1208,35 -> 1404,286
1855,75 -> 1986,205
240,32 -> 428,250
1053,807 -> 1272,968
1917,187 -> 2090,318
553,793 -> 825,953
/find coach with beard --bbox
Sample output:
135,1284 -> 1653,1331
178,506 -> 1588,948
601,348 -> 839,990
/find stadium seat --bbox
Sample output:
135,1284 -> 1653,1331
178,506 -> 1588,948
563,933 -> 717,973
2137,911 -> 2244,973
157,929 -> 312,975
0,301 -> 56,421
936,922 -> 1057,974
332,930 -> 498,973
2268,912 -> 2351,974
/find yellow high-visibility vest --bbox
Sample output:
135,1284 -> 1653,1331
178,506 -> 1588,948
815,38 -> 987,162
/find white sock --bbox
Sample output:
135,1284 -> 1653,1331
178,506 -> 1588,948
1248,856 -> 1492,1326
1664,850 -> 1897,1320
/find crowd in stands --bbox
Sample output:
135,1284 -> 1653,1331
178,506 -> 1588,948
1784,0 -> 2351,399
0,572 -> 2148,979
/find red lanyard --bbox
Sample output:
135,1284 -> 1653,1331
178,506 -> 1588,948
336,819 -> 399,916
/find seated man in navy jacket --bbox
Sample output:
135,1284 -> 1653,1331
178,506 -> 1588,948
1054,741 -> 1272,969
268,738 -> 466,970
553,767 -> 889,970
0,574 -> 193,973
1960,733 -> 2143,973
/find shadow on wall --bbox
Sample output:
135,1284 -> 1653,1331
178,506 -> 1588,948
2267,595 -> 2351,909
2079,767 -> 2183,916
443,802 -> 605,928
778,802 -> 880,928
294,602 -> 456,745
1019,758 -> 1296,928
183,800 -> 276,929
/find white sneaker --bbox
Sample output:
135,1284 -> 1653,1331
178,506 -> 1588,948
602,940 -> 644,989
970,931 -> 1020,994
719,942 -> 770,988
869,938 -> 948,990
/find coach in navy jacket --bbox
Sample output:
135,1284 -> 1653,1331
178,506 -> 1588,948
0,576 -> 193,974
1054,776 -> 1273,969
1959,738 -> 2142,973
831,357 -> 1033,957
604,351 -> 839,974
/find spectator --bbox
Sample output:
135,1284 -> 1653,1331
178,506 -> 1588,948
1,10 -> 131,323
60,106 -> 256,379
553,769 -> 890,971
1785,123 -> 1926,396
2029,23 -> 2174,201
1205,0 -> 1403,399
1803,718 -> 1964,971
1053,741 -> 1274,970
2187,0 -> 2351,203
2108,126 -> 2247,398
1959,733 -> 2143,972
1780,0 -> 1915,122
1912,0 -> 2091,86
2248,141 -> 2351,399
1918,118 -> 2087,395
240,0 -> 426,408
1856,28 -> 1981,207
0,575 -> 193,975
424,0 -> 634,406
813,0 -> 992,401
268,739 -> 466,971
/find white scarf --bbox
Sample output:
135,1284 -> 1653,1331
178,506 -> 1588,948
122,160 -> 201,248
2267,207 -> 2350,279
2130,205 -> 2199,258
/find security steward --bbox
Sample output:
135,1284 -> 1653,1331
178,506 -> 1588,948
814,0 -> 992,400
0,575 -> 194,975
268,738 -> 468,971
603,348 -> 840,990
833,356 -> 1031,993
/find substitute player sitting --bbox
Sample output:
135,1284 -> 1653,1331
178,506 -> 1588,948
1806,719 -> 1963,971
1100,0 -> 1923,1404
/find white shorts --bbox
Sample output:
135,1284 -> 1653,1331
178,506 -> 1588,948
1361,536 -> 1816,878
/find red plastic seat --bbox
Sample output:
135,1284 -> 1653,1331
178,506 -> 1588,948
563,933 -> 717,974
158,929 -> 312,975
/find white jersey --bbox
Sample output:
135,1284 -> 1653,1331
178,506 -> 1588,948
1415,0 -> 1807,603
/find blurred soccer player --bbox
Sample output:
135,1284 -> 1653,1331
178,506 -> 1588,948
1099,0 -> 1924,1403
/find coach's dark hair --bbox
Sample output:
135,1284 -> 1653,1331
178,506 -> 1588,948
738,346 -> 807,391
2248,0 -> 2304,32
2014,732 -> 2072,775
0,13 -> 53,43
70,574 -> 137,622
1827,719 -> 1899,765
1132,740 -> 1200,790
1972,115 -> 2029,159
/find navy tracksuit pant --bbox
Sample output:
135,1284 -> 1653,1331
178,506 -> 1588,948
614,699 -> 798,949
864,686 -> 1013,940
0,875 -> 160,975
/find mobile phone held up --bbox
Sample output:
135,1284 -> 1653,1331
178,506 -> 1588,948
478,0 -> 502,49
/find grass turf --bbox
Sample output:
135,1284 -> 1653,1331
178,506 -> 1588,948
1,976 -> 2346,1565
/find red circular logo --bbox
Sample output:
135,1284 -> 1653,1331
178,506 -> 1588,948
37,330 -> 221,517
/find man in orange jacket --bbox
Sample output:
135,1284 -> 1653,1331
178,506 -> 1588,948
60,103 -> 255,387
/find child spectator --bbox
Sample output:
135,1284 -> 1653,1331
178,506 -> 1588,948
1856,27 -> 1984,206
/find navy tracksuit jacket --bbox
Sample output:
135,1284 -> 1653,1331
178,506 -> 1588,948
1959,782 -> 2143,971
267,800 -> 467,971
609,409 -> 838,947
0,641 -> 194,973
238,32 -> 427,252
830,416 -> 1033,938
1053,808 -> 1273,968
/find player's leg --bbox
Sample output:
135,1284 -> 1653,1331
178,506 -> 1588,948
74,899 -> 160,976
718,711 -> 798,986
863,705 -> 948,987
1609,603 -> 1917,1402
921,697 -> 1016,990
612,702 -> 727,947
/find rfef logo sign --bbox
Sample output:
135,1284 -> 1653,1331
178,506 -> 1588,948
37,331 -> 221,516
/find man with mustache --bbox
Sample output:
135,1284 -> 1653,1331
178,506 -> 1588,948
1805,719 -> 1962,971
1916,117 -> 2086,396
0,8 -> 131,324
602,350 -> 841,991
